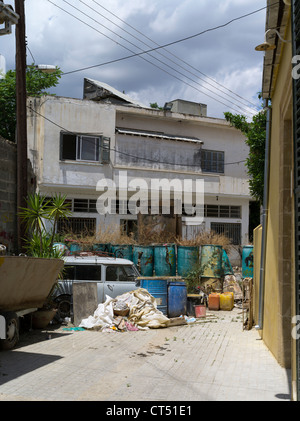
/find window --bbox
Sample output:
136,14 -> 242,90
73,199 -> 97,213
75,265 -> 101,281
202,149 -> 224,173
106,265 -> 136,282
60,132 -> 110,163
211,222 -> 241,245
57,217 -> 96,235
63,265 -> 102,281
205,205 -> 241,219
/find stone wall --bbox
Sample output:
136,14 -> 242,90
0,136 -> 17,253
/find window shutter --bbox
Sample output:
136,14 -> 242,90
102,136 -> 110,164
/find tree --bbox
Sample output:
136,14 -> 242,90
224,106 -> 267,205
0,65 -> 62,142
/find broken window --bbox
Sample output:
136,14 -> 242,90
60,132 -> 110,163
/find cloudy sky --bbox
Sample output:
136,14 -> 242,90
0,0 -> 267,119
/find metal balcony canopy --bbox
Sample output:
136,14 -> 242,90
116,127 -> 203,144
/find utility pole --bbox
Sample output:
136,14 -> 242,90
15,0 -> 27,253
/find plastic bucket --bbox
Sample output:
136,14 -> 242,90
242,245 -> 254,278
177,246 -> 199,277
133,245 -> 154,276
140,278 -> 168,314
111,244 -> 133,261
167,281 -> 187,318
200,245 -> 223,278
154,244 -> 176,276
195,305 -> 206,318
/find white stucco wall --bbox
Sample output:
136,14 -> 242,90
27,95 -> 252,246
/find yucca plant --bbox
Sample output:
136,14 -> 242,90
19,192 -> 72,257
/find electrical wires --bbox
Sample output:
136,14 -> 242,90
27,103 -> 247,169
44,0 -> 271,117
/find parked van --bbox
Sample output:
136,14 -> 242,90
53,255 -> 140,322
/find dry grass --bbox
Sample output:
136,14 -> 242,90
62,223 -> 231,251
176,231 -> 232,250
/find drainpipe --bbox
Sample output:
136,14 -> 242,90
255,99 -> 271,330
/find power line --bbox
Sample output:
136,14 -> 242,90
27,104 -> 247,168
47,0 -> 257,116
89,0 -> 259,110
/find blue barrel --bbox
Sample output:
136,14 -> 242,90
154,244 -> 176,276
92,243 -> 111,253
221,249 -> 233,276
177,246 -> 199,277
168,281 -> 187,318
133,245 -> 154,276
111,244 -> 133,261
140,278 -> 168,314
69,243 -> 82,254
200,245 -> 223,278
242,245 -> 254,278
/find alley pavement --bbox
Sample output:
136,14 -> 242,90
0,307 -> 291,402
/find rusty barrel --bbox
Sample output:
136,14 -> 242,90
154,244 -> 176,276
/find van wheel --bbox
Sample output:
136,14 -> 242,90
53,294 -> 72,322
0,312 -> 19,350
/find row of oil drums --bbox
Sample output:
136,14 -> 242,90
62,242 -> 254,278
68,242 -> 240,277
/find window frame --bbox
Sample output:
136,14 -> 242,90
60,132 -> 110,164
201,149 -> 225,174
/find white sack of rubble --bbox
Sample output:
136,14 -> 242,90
120,288 -> 170,329
79,288 -> 170,330
79,295 -> 115,329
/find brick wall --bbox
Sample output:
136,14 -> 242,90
0,136 -> 17,253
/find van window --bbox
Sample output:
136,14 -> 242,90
63,264 -> 102,281
106,265 -> 137,282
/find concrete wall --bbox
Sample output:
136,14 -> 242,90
0,137 -> 17,252
27,94 -> 251,247
258,20 -> 294,369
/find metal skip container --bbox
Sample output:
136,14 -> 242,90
154,244 -> 176,276
242,245 -> 254,278
177,246 -> 199,277
133,245 -> 154,276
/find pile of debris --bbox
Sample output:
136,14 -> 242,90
79,288 -> 171,332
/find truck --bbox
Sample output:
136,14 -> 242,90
0,255 -> 64,350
